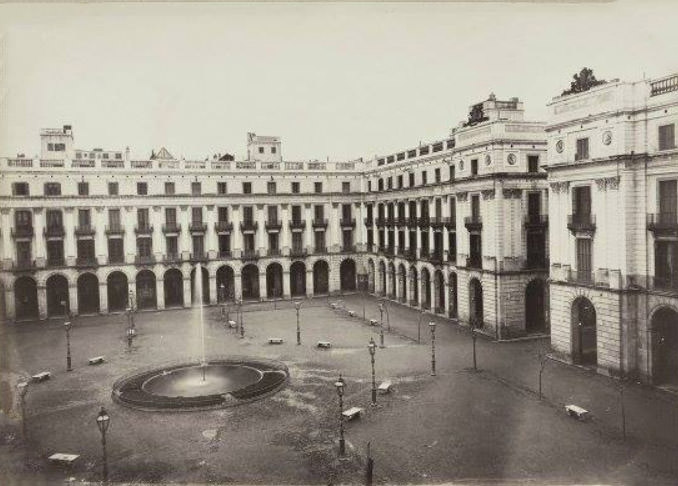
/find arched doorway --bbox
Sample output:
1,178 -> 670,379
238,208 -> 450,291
77,273 -> 100,314
378,261 -> 386,295
267,263 -> 283,298
14,276 -> 38,320
313,260 -> 329,295
410,267 -> 418,304
290,261 -> 306,297
448,272 -> 458,318
389,262 -> 396,298
469,278 -> 483,328
241,264 -> 260,300
216,266 -> 235,302
571,297 -> 597,365
368,259 -> 375,293
107,272 -> 128,312
525,279 -> 546,333
651,307 -> 678,386
136,270 -> 157,310
164,269 -> 184,308
398,264 -> 407,302
421,268 -> 431,310
46,274 -> 69,317
340,259 -> 356,291
434,270 -> 444,314
191,266 -> 210,304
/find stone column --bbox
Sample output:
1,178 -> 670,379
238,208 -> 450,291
256,205 -> 266,255
234,272 -> 242,300
281,204 -> 290,255
33,208 -> 46,267
306,269 -> 314,297
5,287 -> 15,321
99,281 -> 108,314
206,205 -> 216,259
304,204 -> 313,250
231,205 -> 242,258
95,207 -> 106,264
404,202 -> 410,249
180,206 -> 191,260
356,202 -> 364,252
124,207 -> 136,264
69,283 -> 78,317
156,277 -> 165,310
1,209 -> 11,265
38,285 -> 47,320
183,277 -> 192,308
330,203 -> 339,252
258,271 -> 267,301
209,274 -> 217,305
283,270 -> 291,299
64,207 -> 76,266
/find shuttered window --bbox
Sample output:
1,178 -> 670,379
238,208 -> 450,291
659,124 -> 676,151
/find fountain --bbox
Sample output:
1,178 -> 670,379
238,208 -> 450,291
111,263 -> 288,411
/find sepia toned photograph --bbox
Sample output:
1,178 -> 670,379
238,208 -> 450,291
1,1 -> 678,484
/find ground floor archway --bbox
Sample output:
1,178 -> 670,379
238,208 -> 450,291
313,260 -> 329,295
469,278 -> 483,328
421,268 -> 431,310
15,276 -> 38,320
571,297 -> 597,365
389,263 -> 396,297
77,273 -> 100,314
164,269 -> 184,308
47,274 -> 69,317
290,261 -> 306,297
410,267 -> 418,304
340,259 -> 356,292
368,259 -> 375,293
137,270 -> 157,310
267,263 -> 283,298
434,270 -> 444,313
242,264 -> 260,300
652,307 -> 678,387
107,271 -> 129,312
398,264 -> 406,302
449,272 -> 458,318
525,279 -> 546,333
216,265 -> 235,302
191,266 -> 210,304
378,261 -> 386,295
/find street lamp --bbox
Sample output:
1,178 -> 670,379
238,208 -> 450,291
295,301 -> 302,345
378,303 -> 385,348
64,320 -> 73,372
368,338 -> 377,406
334,374 -> 346,456
17,381 -> 28,439
239,298 -> 245,339
219,283 -> 226,318
96,407 -> 111,483
429,321 -> 437,376
471,320 -> 478,371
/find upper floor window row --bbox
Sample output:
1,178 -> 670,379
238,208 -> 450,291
47,143 -> 66,152
659,124 -> 676,151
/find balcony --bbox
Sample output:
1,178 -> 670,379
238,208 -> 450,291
241,249 -> 259,261
340,218 -> 356,228
108,254 -> 125,264
417,216 -> 431,228
314,246 -> 327,254
190,252 -> 208,262
649,275 -> 678,293
218,250 -> 232,259
44,225 -> 65,238
215,221 -> 234,233
189,222 -> 207,233
430,217 -> 447,228
367,243 -> 374,253
240,221 -> 258,232
384,246 -> 395,258
385,217 -> 396,227
47,257 -> 65,267
420,249 -> 430,260
341,245 -> 356,253
267,248 -> 282,257
430,250 -> 444,265
525,255 -> 548,270
522,215 -> 547,232
105,224 -> 125,236
265,220 -> 282,231
312,218 -> 328,229
14,259 -> 36,271
134,255 -> 156,265
407,217 -> 419,228
405,247 -> 417,260
647,213 -> 678,236
446,250 -> 457,263
75,256 -> 98,267
464,215 -> 483,232
11,226 -> 34,239
135,225 -> 154,235
289,220 -> 306,230
466,255 -> 482,269
290,247 -> 307,258
445,218 -> 456,230
75,225 -> 96,236
162,222 -> 182,234
375,217 -> 386,227
567,213 -> 596,234
567,270 -> 594,285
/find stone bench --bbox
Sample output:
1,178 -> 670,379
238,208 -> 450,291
378,380 -> 392,395
369,319 -> 378,326
348,310 -> 356,317
48,453 -> 79,465
88,356 -> 105,366
330,303 -> 338,309
565,404 -> 589,420
32,371 -> 51,383
342,406 -> 363,420
317,341 -> 332,349
268,338 -> 284,345
227,320 -> 237,328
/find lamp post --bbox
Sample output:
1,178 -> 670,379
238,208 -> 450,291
239,298 -> 244,338
64,319 -> 72,372
334,375 -> 346,456
368,338 -> 377,406
295,301 -> 302,345
219,283 -> 226,320
378,303 -> 385,348
471,320 -> 478,371
17,381 -> 28,439
96,407 -> 110,483
429,321 -> 437,376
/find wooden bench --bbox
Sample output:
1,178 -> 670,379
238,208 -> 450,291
342,407 -> 363,420
378,380 -> 392,395
317,341 -> 332,349
268,338 -> 284,345
369,319 -> 378,326
88,356 -> 105,366
32,372 -> 51,383
227,320 -> 237,329
48,453 -> 79,465
565,404 -> 589,420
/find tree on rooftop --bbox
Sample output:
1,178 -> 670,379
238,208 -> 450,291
562,68 -> 606,96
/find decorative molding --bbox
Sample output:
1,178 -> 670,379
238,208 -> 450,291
502,189 -> 521,199
549,182 -> 569,194
481,189 -> 496,200
0,208 -> 10,215
457,191 -> 468,202
594,176 -> 620,191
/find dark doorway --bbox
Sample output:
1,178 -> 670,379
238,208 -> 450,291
410,267 -> 418,304
14,276 -> 38,320
340,259 -> 356,291
290,262 -> 306,297
571,297 -> 597,365
525,279 -> 546,333
652,307 -> 678,386
46,274 -> 69,317
107,272 -> 129,312
313,260 -> 329,295
267,263 -> 283,298
469,278 -> 483,327
449,273 -> 458,318
435,271 -> 444,313
241,264 -> 260,300
421,269 -> 431,310
136,270 -> 157,310
77,273 -> 100,314
216,266 -> 235,302
164,269 -> 184,307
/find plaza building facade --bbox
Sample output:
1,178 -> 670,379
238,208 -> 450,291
546,73 -> 678,385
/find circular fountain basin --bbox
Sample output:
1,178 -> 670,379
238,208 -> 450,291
112,357 -> 288,411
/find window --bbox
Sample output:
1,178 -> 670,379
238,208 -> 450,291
658,180 -> 678,222
408,173 -> 415,187
576,238 -> 592,280
471,195 -> 480,220
109,209 -> 121,228
78,209 -> 91,227
449,197 -> 456,224
47,240 -> 64,266
420,146 -> 429,156
217,182 -> 227,194
12,182 -> 29,196
572,186 -> 591,216
218,207 -> 229,222
243,206 -> 254,223
137,238 -> 152,257
271,147 -> 277,154
115,153 -> 122,160
44,183 -> 61,196
268,233 -> 279,251
166,237 -> 178,257
528,193 -> 541,218
291,182 -> 300,194
655,241 -> 678,288
421,171 -> 428,186
292,205 -> 302,221
378,179 -> 384,191
192,236 -> 204,257
191,182 -> 201,195
659,124 -> 676,151
387,177 -> 393,190
137,182 -> 148,195
76,153 -> 82,159
314,205 -> 324,220
108,182 -> 119,196
137,208 -> 150,229
258,147 -> 264,154
192,207 -> 203,224
342,182 -> 350,193
243,182 -> 252,194
435,168 -> 441,183
77,240 -> 95,262
165,182 -> 175,195
575,138 -> 590,161
367,180 -> 372,192
449,164 -> 455,181
528,155 -> 540,173
314,231 -> 326,251
314,182 -> 322,193
268,205 -> 278,223
471,159 -> 479,176
14,210 -> 32,229
102,153 -> 109,160
15,241 -> 31,266
218,235 -> 230,255
165,208 -> 177,225
292,232 -> 303,251
78,182 -> 89,196
397,175 -> 403,188
46,210 -> 62,229
267,181 -> 276,195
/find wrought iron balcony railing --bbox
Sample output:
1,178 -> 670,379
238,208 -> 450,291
290,247 -> 307,258
11,226 -> 34,238
364,217 -> 374,226
189,222 -> 207,233
524,214 -> 549,229
312,219 -> 328,229
135,225 -> 154,235
464,215 -> 483,231
75,225 -> 95,236
47,257 -> 66,267
75,256 -> 98,267
289,220 -> 306,230
214,221 -> 233,233
466,256 -> 482,269
314,246 -> 327,254
162,222 -> 182,233
567,213 -> 596,233
164,253 -> 183,263
105,224 -> 125,235
14,259 -> 36,271
340,218 -> 356,228
647,213 -> 678,233
134,255 -> 156,265
44,225 -> 65,238
341,245 -> 356,253
241,249 -> 259,260
267,248 -> 282,257
240,221 -> 258,232
265,220 -> 282,231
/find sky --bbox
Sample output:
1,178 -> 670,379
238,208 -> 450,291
0,1 -> 677,162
